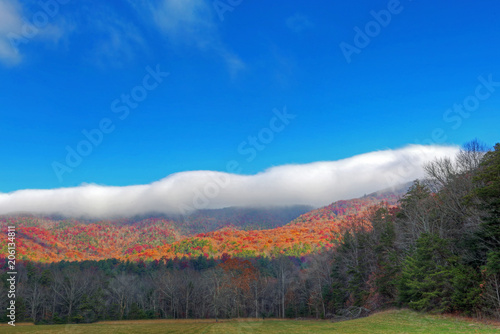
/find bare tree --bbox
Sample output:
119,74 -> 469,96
151,269 -> 179,318
51,267 -> 93,320
305,252 -> 334,318
203,267 -> 227,320
107,272 -> 137,319
272,257 -> 296,318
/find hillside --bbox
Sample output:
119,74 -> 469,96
159,205 -> 314,234
0,217 -> 181,262
0,189 -> 403,263
291,183 -> 410,225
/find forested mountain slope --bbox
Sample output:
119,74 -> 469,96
291,183 -> 410,225
0,192 -> 397,263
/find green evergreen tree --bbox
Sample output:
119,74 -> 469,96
398,233 -> 453,312
450,263 -> 482,315
372,208 -> 399,304
330,256 -> 348,311
474,143 -> 500,273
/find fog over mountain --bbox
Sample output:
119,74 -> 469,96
0,145 -> 458,218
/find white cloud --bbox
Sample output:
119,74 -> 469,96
0,0 -> 66,66
133,0 -> 245,75
0,0 -> 24,64
0,145 -> 459,218
150,0 -> 214,44
0,0 -> 243,70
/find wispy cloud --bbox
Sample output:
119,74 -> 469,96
0,0 -> 23,64
149,0 -> 214,45
84,13 -> 146,67
286,13 -> 313,33
0,0 -> 66,66
133,0 -> 245,75
0,0 -> 244,72
0,145 -> 459,218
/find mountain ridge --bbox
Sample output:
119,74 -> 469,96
0,184 -> 410,263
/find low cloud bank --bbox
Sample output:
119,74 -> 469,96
0,145 -> 459,218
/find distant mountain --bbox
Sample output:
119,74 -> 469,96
291,182 -> 411,225
126,186 -> 409,261
0,185 -> 410,263
0,216 -> 180,262
167,205 -> 314,234
107,205 -> 313,234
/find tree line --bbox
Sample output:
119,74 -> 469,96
1,253 -> 336,323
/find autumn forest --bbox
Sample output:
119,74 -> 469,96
1,141 -> 499,324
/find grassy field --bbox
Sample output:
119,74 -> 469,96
1,309 -> 499,333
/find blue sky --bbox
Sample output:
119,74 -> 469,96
1,0 -> 499,195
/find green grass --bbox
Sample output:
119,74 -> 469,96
1,310 -> 499,333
